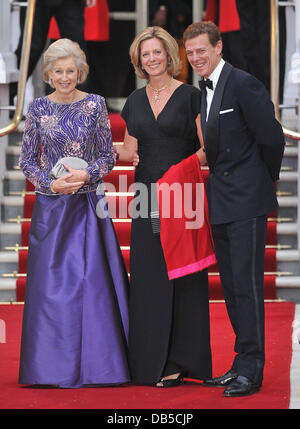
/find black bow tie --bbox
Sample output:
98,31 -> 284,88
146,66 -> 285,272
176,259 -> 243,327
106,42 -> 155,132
199,78 -> 213,91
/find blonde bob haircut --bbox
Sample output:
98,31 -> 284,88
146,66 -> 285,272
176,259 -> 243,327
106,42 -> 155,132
130,26 -> 182,80
41,38 -> 89,87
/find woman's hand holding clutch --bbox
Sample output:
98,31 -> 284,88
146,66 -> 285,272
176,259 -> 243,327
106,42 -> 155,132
51,164 -> 88,194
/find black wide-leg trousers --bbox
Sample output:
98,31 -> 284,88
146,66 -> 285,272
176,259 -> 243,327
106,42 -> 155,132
211,215 -> 267,386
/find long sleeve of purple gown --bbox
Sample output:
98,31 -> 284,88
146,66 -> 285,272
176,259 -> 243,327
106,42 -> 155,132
19,102 -> 54,194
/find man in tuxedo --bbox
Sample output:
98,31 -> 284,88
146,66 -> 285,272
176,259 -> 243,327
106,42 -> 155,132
183,21 -> 285,397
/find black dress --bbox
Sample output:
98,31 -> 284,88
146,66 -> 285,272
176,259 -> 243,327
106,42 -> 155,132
121,83 -> 212,385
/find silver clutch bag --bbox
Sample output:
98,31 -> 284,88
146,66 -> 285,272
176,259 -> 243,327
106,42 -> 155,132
49,157 -> 88,179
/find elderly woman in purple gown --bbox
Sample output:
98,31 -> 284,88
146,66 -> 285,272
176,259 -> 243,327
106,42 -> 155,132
18,38 -> 130,388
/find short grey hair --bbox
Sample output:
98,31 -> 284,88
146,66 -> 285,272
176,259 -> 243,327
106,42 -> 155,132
41,38 -> 89,86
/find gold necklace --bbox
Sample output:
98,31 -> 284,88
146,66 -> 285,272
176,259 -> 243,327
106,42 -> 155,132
148,78 -> 173,104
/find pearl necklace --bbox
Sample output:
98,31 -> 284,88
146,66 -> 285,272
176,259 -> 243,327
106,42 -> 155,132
148,78 -> 173,104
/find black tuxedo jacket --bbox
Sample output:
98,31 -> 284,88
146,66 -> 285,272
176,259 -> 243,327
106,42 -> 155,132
202,62 -> 285,225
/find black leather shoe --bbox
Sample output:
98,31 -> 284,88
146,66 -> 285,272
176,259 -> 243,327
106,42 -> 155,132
223,376 -> 260,397
203,370 -> 238,387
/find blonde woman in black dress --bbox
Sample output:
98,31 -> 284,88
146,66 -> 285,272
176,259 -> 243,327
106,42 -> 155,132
115,26 -> 211,387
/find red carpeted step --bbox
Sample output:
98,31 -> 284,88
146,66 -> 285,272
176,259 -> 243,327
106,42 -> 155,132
266,221 -> 277,246
18,250 -> 28,274
104,169 -> 135,192
106,194 -> 134,219
21,222 -> 31,246
26,179 -> 34,192
109,113 -> 126,141
23,195 -> 35,219
263,248 -> 277,272
16,278 -> 26,302
122,248 -> 130,272
113,221 -> 131,246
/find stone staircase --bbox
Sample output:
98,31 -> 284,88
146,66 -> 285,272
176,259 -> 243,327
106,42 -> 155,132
0,126 -> 300,302
276,138 -> 300,301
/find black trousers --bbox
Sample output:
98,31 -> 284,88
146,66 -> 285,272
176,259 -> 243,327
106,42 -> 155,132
211,215 -> 267,386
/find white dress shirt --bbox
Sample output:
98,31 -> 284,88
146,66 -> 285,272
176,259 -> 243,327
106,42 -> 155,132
205,58 -> 225,120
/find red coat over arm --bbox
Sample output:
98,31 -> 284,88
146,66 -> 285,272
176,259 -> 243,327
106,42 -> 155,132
157,154 -> 216,280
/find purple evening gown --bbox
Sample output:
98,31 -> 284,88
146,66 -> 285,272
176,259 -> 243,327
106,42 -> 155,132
18,94 -> 130,388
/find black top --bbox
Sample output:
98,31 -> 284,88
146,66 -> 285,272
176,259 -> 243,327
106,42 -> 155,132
121,83 -> 201,186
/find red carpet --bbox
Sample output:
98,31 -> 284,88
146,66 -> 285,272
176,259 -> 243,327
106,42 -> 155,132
0,302 -> 294,409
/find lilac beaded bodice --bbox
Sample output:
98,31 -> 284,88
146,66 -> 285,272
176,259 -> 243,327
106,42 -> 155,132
19,94 -> 115,195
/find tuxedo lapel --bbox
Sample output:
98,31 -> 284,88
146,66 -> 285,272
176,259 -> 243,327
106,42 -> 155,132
205,62 -> 233,172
